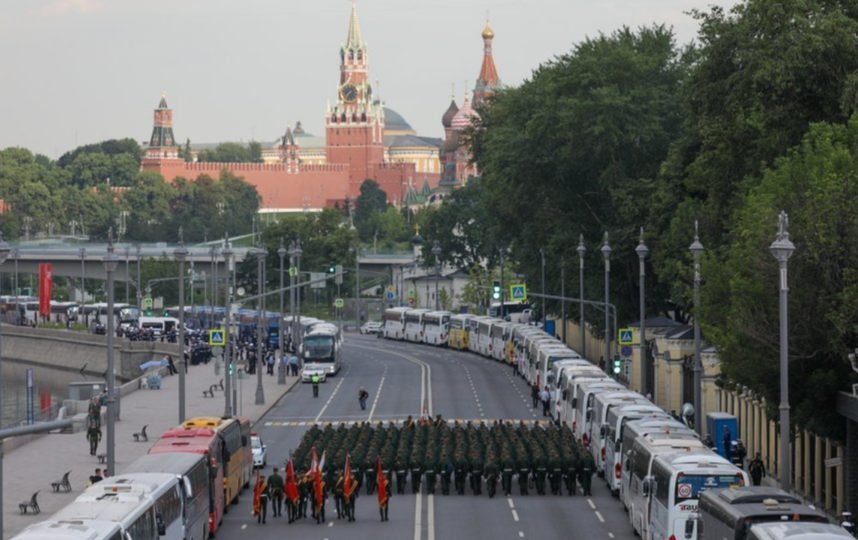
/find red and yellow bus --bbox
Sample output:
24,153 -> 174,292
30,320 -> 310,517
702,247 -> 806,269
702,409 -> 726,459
182,417 -> 252,507
148,426 -> 224,538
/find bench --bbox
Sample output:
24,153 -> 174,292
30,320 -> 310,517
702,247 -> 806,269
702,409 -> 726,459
18,491 -> 39,514
216,378 -> 224,391
97,454 -> 107,464
51,471 -> 71,492
133,425 -> 148,442
203,386 -> 214,398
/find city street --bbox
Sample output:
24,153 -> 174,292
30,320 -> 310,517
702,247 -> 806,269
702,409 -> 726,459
219,335 -> 638,540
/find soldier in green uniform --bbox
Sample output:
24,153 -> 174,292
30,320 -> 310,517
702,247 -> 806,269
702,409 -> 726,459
334,471 -> 345,519
364,456 -> 377,495
298,474 -> 310,518
424,439 -> 438,495
485,450 -> 499,498
395,457 -> 408,495
579,450 -> 595,496
533,451 -> 547,496
501,447 -> 515,497
454,449 -> 468,495
517,452 -> 531,496
548,449 -> 563,496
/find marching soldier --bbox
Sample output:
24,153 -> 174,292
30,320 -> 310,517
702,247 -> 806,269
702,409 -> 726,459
411,459 -> 423,494
395,457 -> 408,495
454,451 -> 468,495
485,455 -> 498,499
298,474 -> 310,518
364,458 -> 377,495
344,473 -> 357,522
549,451 -> 563,496
501,450 -> 515,497
334,471 -> 345,519
379,471 -> 391,522
442,460 -> 453,495
579,451 -> 595,496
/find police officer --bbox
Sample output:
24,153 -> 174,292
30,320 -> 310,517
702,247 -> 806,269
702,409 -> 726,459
311,373 -> 320,398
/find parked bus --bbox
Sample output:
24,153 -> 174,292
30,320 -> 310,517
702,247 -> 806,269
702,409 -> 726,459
301,324 -> 343,375
404,309 -> 432,343
490,321 -> 514,362
11,519 -> 124,540
573,379 -> 626,446
447,314 -> 473,350
603,405 -> 669,495
422,311 -> 452,346
554,366 -> 607,423
382,308 -> 409,340
138,317 -> 180,337
181,418 -> 252,509
51,473 -> 186,540
467,316 -> 491,353
148,426 -> 225,535
746,522 -> 855,540
124,453 -> 211,540
589,391 -> 649,475
476,317 -> 503,357
648,453 -> 748,540
697,487 -> 828,540
84,303 -> 141,329
50,301 -> 79,325
534,346 -> 583,389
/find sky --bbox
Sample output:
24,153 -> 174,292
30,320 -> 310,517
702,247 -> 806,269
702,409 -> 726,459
1,0 -> 740,158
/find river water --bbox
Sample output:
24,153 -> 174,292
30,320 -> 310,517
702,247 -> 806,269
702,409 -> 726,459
0,362 -> 95,429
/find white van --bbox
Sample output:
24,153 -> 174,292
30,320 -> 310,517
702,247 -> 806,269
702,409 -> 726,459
138,317 -> 180,336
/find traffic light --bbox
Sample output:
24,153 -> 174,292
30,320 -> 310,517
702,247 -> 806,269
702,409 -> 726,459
163,311 -> 170,317
335,264 -> 343,285
492,281 -> 501,300
145,310 -> 153,317
328,263 -> 336,274
613,355 -> 622,375
228,362 -> 234,376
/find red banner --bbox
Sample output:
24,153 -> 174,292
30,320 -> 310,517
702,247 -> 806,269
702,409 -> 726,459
38,263 -> 52,317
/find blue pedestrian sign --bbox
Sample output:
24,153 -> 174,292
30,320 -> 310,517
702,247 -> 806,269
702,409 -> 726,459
618,328 -> 635,345
209,329 -> 226,347
621,345 -> 633,358
386,291 -> 395,301
509,284 -> 527,302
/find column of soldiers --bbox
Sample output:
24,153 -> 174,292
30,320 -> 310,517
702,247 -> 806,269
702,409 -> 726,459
290,418 -> 593,503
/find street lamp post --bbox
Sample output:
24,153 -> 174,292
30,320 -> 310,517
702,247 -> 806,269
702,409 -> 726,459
173,229 -> 189,423
561,258 -> 566,344
79,247 -> 86,304
577,235 -> 586,359
135,244 -> 141,307
220,235 -> 233,418
540,248 -> 546,327
689,222 -> 704,432
636,229 -> 649,396
432,241 -> 441,310
102,230 -> 119,476
0,233 -> 11,535
255,244 -> 268,405
278,239 -> 286,372
770,211 -> 795,492
355,244 -> 361,323
292,240 -> 303,351
601,233 -> 612,374
125,247 -> 130,305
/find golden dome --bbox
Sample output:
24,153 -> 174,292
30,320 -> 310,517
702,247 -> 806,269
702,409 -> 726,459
482,21 -> 494,39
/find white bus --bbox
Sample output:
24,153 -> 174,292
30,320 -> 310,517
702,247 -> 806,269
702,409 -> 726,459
138,317 -> 180,337
382,308 -> 409,340
422,311 -> 452,346
649,453 -> 748,540
746,523 -> 855,540
535,346 -> 583,389
625,436 -> 707,538
604,405 -> 669,495
519,332 -> 556,383
84,303 -> 142,329
573,379 -> 626,447
467,316 -> 491,353
620,418 -> 695,509
302,325 -> 342,375
124,454 -> 211,540
589,391 -> 650,475
489,322 -> 514,362
11,520 -> 124,540
555,366 -> 607,423
476,318 -> 503,357
51,473 -> 186,540
404,309 -> 431,343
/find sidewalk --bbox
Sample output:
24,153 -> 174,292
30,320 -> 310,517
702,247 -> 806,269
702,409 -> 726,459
3,360 -> 300,538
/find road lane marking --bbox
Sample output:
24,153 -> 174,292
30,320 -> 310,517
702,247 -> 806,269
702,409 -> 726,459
428,494 -> 435,540
313,367 -> 350,423
328,522 -> 333,527
368,365 -> 387,422
588,499 -> 596,510
512,509 -> 519,521
519,533 -> 525,538
241,525 -> 247,530
350,344 -> 432,416
414,491 -> 423,540
595,511 -> 605,523
608,533 -> 615,538
507,498 -> 515,509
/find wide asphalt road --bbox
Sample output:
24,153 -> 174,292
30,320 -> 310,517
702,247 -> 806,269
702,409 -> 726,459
218,334 -> 638,540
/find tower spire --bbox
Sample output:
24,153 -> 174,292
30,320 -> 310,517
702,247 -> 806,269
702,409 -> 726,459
475,20 -> 501,104
346,0 -> 362,49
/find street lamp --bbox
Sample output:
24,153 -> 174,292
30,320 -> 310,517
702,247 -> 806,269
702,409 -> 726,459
0,232 -> 11,532
432,241 -> 441,310
770,211 -> 795,492
577,235 -> 586,358
101,230 -> 119,476
601,232 -> 612,374
254,243 -> 268,405
689,221 -> 704,432
79,247 -> 86,304
220,235 -> 234,418
290,239 -> 303,351
636,228 -> 649,395
124,246 -> 130,305
173,229 -> 189,423
540,248 -> 546,327
135,244 -> 141,307
278,238 -> 287,379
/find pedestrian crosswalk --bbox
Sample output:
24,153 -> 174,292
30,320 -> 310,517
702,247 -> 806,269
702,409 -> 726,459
262,418 -> 550,428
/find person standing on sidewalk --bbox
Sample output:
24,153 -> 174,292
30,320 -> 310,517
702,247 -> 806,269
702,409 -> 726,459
358,387 -> 369,410
749,452 -> 766,486
86,424 -> 102,456
540,386 -> 551,417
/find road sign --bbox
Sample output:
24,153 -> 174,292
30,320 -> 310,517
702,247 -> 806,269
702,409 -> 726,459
385,291 -> 395,301
334,298 -> 344,308
142,297 -> 153,310
618,328 -> 635,345
289,267 -> 298,277
386,285 -> 395,293
621,345 -> 632,358
310,272 -> 326,289
510,284 -> 527,302
209,329 -> 226,347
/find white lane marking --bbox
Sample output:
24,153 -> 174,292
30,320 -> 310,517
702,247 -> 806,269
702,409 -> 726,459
588,499 -> 596,510
368,366 -> 387,422
428,494 -> 435,540
414,491 -> 423,540
608,533 -> 615,538
313,368 -> 350,423
241,525 -> 247,530
328,521 -> 333,527
507,498 -> 515,509
350,343 -> 433,417
519,533 -> 525,538
512,509 -> 519,522
595,511 -> 605,523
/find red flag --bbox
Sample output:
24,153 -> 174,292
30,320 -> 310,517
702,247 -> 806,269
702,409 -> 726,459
314,452 -> 324,510
252,471 -> 262,516
285,457 -> 299,504
376,456 -> 387,508
344,455 -> 354,500
305,447 -> 318,479
39,264 -> 52,317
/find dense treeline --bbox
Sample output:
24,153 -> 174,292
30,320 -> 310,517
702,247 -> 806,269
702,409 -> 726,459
421,1 -> 858,439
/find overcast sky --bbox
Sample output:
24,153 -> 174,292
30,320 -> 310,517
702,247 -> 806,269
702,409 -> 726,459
1,0 -> 740,158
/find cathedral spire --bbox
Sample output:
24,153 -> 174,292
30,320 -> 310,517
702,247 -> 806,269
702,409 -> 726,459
475,20 -> 501,104
346,0 -> 363,49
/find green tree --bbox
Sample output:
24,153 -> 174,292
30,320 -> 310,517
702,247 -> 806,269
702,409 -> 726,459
197,142 -> 263,163
354,179 -> 388,240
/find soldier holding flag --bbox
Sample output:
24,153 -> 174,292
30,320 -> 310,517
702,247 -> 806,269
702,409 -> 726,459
285,458 -> 300,524
344,456 -> 356,522
376,456 -> 390,522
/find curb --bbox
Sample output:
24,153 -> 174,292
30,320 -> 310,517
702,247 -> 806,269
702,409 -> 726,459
250,376 -> 302,429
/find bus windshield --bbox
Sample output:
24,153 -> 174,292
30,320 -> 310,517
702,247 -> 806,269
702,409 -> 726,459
305,336 -> 335,361
676,474 -> 745,503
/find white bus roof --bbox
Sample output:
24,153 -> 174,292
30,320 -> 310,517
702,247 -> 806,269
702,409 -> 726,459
12,520 -> 122,540
124,452 -> 204,474
748,522 -> 855,540
655,450 -> 733,469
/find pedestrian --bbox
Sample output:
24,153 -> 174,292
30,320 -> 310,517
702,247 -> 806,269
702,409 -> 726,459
749,452 -> 766,486
312,374 -> 321,398
86,424 -> 102,456
358,387 -> 369,411
512,360 -> 519,377
165,355 -> 178,376
253,473 -> 269,524
88,468 -> 103,486
290,354 -> 299,377
540,385 -> 551,417
531,383 -> 540,408
722,425 -> 732,461
732,439 -> 747,469
268,467 -> 284,517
